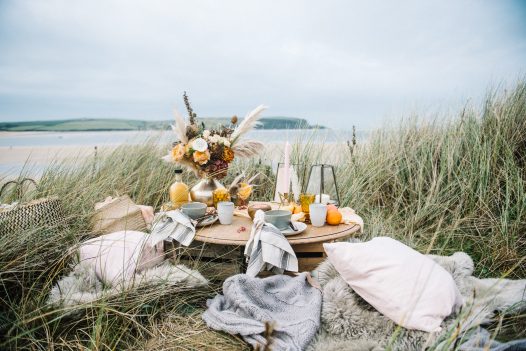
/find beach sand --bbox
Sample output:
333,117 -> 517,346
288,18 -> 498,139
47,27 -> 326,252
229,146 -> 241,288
0,145 -> 114,178
0,142 -> 348,177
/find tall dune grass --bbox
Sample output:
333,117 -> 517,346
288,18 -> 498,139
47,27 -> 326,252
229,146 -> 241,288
1,81 -> 525,349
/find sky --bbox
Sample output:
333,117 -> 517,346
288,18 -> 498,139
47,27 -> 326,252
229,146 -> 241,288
0,0 -> 525,129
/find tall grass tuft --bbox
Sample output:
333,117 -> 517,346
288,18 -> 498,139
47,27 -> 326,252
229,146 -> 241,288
1,80 -> 525,349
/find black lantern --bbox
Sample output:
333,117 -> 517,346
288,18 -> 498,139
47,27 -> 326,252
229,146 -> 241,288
305,164 -> 340,206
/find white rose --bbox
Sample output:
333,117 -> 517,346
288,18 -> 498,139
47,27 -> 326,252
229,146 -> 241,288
203,130 -> 210,138
224,139 -> 231,147
192,138 -> 208,152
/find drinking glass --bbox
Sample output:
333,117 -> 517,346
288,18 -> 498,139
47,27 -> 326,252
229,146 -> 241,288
300,193 -> 315,214
217,201 -> 235,225
213,188 -> 231,208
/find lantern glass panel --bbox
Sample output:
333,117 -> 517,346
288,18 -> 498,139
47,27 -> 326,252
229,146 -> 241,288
273,163 -> 306,202
305,164 -> 340,205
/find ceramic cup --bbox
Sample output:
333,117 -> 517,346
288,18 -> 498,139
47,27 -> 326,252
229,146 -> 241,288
181,202 -> 207,219
217,201 -> 235,225
264,209 -> 292,230
309,203 -> 327,227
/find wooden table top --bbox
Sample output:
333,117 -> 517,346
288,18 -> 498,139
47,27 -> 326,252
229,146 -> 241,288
194,205 -> 361,246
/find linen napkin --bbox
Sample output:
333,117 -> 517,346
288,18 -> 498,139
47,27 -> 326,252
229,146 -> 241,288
244,210 -> 298,276
338,207 -> 364,231
148,210 -> 196,247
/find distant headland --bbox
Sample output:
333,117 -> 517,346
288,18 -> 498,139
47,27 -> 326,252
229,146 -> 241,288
0,117 -> 325,132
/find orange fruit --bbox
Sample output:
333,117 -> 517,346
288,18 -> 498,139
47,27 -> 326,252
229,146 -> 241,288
327,204 -> 338,212
326,210 -> 342,225
293,204 -> 303,214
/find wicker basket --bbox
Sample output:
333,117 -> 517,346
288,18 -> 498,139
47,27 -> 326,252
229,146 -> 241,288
90,195 -> 147,234
0,180 -> 68,235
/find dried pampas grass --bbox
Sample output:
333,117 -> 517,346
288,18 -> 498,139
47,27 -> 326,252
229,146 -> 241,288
231,140 -> 265,158
231,105 -> 267,144
171,107 -> 188,144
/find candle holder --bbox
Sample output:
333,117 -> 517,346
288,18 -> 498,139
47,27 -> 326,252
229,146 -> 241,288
272,163 -> 306,202
305,164 -> 340,206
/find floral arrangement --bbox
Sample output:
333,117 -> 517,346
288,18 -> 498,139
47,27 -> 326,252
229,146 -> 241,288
164,92 -> 267,179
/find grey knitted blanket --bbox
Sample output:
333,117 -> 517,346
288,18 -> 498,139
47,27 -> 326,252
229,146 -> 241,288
202,272 -> 322,351
460,327 -> 526,351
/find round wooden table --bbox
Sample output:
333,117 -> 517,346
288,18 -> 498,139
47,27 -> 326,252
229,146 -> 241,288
190,205 -> 361,272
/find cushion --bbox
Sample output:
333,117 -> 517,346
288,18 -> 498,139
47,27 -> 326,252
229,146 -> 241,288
323,237 -> 463,332
79,231 -> 165,287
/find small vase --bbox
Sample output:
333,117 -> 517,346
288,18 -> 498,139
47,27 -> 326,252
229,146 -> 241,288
190,178 -> 225,207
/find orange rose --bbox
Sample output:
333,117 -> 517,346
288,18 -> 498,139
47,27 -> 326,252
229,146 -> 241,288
171,144 -> 186,161
223,146 -> 235,162
193,150 -> 210,165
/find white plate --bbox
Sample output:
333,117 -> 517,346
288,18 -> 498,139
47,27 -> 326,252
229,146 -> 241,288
281,221 -> 307,236
196,215 -> 218,227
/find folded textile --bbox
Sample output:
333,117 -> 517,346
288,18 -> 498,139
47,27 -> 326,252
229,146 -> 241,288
137,205 -> 155,226
91,195 -> 147,234
202,273 -> 322,351
459,327 -> 526,351
338,207 -> 364,231
149,210 -> 196,247
244,210 -> 298,276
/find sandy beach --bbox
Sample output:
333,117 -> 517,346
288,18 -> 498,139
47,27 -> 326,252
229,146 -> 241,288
0,145 -> 97,164
0,130 -> 338,178
0,145 -> 116,178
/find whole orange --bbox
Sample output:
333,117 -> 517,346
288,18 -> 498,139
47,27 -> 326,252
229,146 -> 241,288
326,210 -> 342,225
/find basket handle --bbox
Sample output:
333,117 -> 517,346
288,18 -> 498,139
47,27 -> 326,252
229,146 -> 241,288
0,178 -> 38,200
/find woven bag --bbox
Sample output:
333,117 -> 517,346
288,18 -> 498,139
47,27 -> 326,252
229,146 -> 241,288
90,195 -> 147,235
0,179 -> 68,235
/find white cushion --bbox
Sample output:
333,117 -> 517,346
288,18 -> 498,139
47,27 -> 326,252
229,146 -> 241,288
323,237 -> 463,332
79,231 -> 165,287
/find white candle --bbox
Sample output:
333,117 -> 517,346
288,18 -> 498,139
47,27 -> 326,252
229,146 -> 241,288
315,193 -> 331,204
283,141 -> 291,195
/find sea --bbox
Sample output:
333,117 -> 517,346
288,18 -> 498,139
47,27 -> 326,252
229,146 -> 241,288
0,129 -> 358,148
0,129 -> 363,177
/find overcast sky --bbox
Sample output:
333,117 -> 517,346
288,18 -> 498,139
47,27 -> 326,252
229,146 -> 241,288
0,0 -> 525,129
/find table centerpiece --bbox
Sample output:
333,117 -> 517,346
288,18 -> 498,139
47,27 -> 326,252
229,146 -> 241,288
163,92 -> 267,206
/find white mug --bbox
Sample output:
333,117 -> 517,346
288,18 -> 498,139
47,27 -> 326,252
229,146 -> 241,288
309,203 -> 327,227
217,201 -> 235,225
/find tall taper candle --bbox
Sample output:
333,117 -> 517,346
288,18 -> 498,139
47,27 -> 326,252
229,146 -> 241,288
283,141 -> 291,196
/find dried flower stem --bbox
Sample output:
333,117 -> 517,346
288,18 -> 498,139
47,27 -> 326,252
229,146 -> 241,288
183,91 -> 196,124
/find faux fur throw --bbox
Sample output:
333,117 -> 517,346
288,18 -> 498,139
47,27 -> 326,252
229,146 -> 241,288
47,261 -> 208,307
308,252 -> 526,351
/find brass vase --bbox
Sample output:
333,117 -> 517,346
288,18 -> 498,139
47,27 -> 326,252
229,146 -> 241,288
190,178 -> 225,207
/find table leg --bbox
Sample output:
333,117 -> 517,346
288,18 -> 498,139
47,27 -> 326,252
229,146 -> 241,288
238,245 -> 247,273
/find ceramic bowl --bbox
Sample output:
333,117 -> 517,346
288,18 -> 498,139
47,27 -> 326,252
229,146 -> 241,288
264,209 -> 292,230
181,202 -> 207,219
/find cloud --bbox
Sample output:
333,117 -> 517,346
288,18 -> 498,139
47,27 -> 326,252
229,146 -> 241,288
0,0 -> 524,128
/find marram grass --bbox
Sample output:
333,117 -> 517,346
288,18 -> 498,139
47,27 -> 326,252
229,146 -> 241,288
1,81 -> 525,349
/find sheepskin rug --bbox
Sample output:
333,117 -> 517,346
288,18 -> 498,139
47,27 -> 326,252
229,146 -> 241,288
47,261 -> 208,307
308,252 -> 526,351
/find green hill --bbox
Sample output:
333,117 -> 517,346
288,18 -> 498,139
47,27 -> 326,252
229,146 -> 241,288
0,117 -> 323,132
